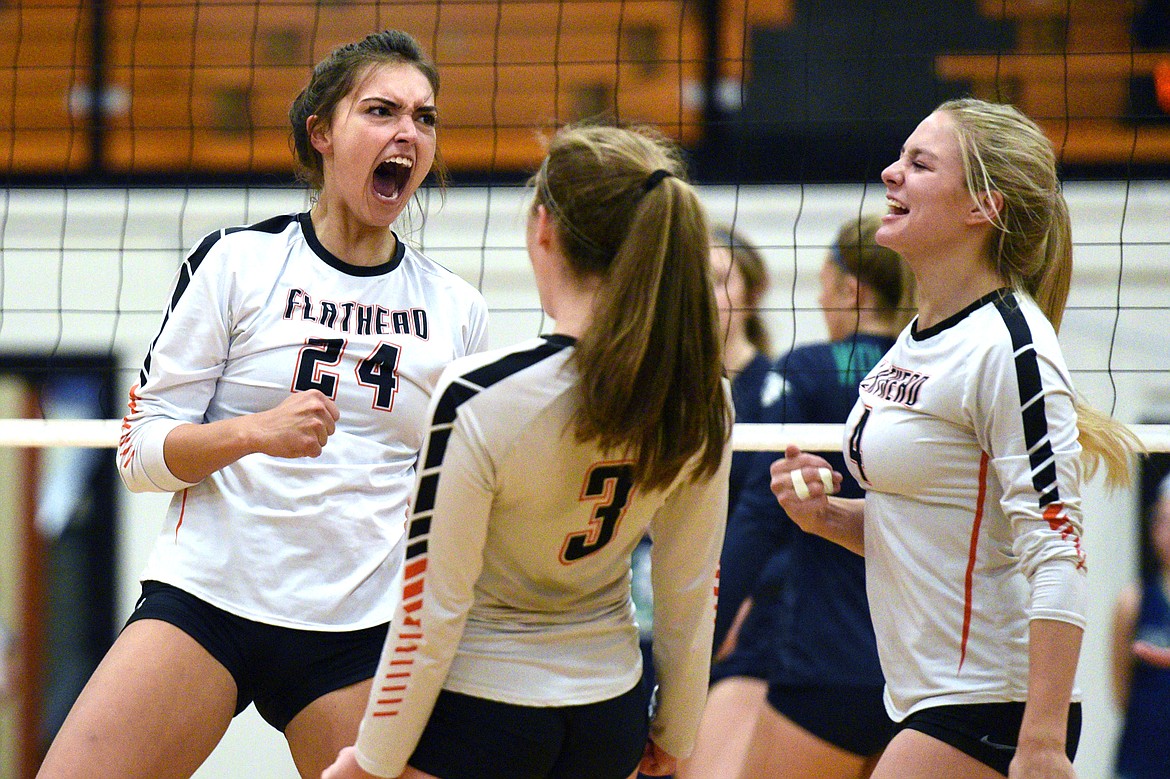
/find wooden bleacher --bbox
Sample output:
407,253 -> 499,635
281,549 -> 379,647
1,0 -> 703,176
935,0 -> 1170,166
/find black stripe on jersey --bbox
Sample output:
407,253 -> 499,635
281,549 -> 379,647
137,214 -> 299,386
408,516 -> 431,539
407,335 -> 575,548
422,428 -> 452,471
993,291 -> 1061,507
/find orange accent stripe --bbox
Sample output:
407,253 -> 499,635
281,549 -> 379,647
959,452 -> 990,671
405,558 -> 427,579
174,489 -> 189,540
1043,502 -> 1086,569
403,580 -> 424,600
372,711 -> 397,717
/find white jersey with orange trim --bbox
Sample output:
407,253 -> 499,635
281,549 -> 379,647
843,289 -> 1086,721
118,212 -> 488,630
353,335 -> 730,776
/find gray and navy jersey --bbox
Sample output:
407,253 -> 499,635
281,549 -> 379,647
354,335 -> 730,776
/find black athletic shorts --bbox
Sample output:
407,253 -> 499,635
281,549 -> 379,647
125,580 -> 388,731
767,683 -> 896,757
899,701 -> 1082,777
408,682 -> 651,779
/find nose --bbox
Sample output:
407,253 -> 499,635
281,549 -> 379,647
881,159 -> 901,187
392,112 -> 418,143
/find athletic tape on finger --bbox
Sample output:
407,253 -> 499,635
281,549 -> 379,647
791,468 -> 810,500
818,467 -> 835,495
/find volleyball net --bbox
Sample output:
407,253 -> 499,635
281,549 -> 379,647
1,0 -> 1169,453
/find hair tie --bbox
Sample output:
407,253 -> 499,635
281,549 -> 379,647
642,169 -> 673,194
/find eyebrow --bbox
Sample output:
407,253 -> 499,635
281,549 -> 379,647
903,145 -> 938,162
362,96 -> 437,115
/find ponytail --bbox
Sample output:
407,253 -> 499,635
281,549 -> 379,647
531,124 -> 731,490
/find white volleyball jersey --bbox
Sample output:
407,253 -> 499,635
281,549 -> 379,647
118,212 -> 488,630
353,335 -> 730,776
843,289 -> 1086,721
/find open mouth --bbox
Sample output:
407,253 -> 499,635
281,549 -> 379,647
373,156 -> 413,200
886,196 -> 908,215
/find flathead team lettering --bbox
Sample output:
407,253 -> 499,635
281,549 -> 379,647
860,362 -> 928,406
283,288 -> 429,339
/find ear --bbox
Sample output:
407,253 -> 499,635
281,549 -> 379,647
307,115 -> 331,156
532,204 -> 557,249
967,190 -> 1004,226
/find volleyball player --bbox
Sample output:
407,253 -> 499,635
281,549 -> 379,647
37,30 -> 487,779
772,98 -> 1140,779
681,214 -> 914,779
322,122 -> 732,779
707,225 -> 775,655
1111,471 -> 1170,779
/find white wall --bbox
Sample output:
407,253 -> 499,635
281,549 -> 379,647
3,180 -> 1167,777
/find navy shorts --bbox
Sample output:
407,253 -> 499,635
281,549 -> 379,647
899,701 -> 1082,777
125,580 -> 388,731
767,683 -> 895,757
409,682 -> 651,779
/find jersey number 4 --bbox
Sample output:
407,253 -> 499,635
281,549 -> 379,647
293,337 -> 402,411
560,462 -> 635,563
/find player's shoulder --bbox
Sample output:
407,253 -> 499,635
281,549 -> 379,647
401,243 -> 484,296
438,335 -> 574,393
187,213 -> 301,267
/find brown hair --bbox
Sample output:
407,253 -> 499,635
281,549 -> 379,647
832,214 -> 916,332
710,224 -> 771,355
530,123 -> 731,491
289,29 -> 445,192
940,97 -> 1142,486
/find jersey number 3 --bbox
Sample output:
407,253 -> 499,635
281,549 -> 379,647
294,337 -> 402,411
560,463 -> 635,563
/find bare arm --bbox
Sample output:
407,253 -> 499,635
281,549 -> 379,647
1010,618 -> 1083,779
163,389 -> 340,484
770,445 -> 865,556
1110,584 -> 1141,710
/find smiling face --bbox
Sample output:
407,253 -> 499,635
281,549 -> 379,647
310,61 -> 437,229
876,110 -> 977,264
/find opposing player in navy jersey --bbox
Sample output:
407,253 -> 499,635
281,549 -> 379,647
322,123 -> 732,779
773,99 -> 1140,779
681,214 -> 914,779
1111,471 -> 1170,779
38,30 -> 487,779
707,225 -> 774,651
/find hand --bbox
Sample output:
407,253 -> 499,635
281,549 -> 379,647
250,389 -> 341,459
1008,742 -> 1076,779
637,739 -> 677,776
770,445 -> 841,534
1133,639 -> 1170,668
714,597 -> 753,661
321,746 -> 382,779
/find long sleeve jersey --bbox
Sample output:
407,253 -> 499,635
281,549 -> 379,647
353,335 -> 730,776
844,289 -> 1087,721
118,212 -> 488,630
